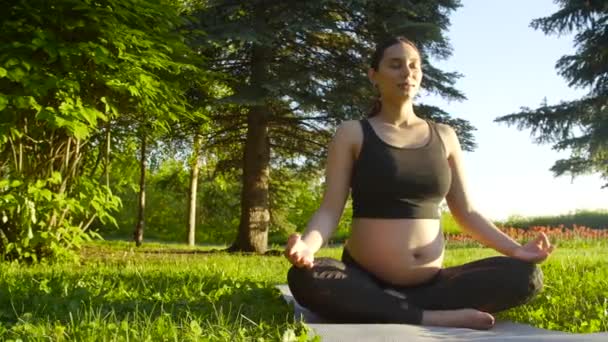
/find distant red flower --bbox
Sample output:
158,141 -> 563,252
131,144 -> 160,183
445,225 -> 608,244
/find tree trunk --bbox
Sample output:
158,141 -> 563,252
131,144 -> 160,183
187,133 -> 203,246
229,3 -> 273,253
104,122 -> 111,189
230,105 -> 270,253
134,133 -> 147,247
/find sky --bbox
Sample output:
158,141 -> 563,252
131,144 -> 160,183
418,0 -> 606,221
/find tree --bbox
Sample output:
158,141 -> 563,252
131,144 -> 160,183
192,0 -> 474,253
0,0 -> 203,260
495,1 -> 608,188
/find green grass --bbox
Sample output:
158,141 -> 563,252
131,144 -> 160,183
0,242 -> 314,341
0,240 -> 607,341
443,247 -> 608,332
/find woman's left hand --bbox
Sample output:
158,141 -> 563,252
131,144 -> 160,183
511,232 -> 555,263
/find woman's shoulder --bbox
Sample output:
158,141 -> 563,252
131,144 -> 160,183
427,119 -> 450,130
339,118 -> 363,128
426,120 -> 454,137
331,120 -> 364,152
334,119 -> 364,139
428,120 -> 459,157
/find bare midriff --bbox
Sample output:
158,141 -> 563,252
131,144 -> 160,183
345,218 -> 444,287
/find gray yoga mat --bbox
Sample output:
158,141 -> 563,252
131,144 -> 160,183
276,284 -> 608,341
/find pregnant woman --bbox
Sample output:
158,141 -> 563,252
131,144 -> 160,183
284,36 -> 553,330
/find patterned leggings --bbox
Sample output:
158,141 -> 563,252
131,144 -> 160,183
287,248 -> 543,324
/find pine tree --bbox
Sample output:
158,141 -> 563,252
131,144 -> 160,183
192,0 -> 473,252
495,1 -> 608,188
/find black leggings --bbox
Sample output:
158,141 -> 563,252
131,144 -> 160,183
287,248 -> 543,324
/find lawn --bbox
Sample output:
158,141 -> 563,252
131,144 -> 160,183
0,239 -> 606,341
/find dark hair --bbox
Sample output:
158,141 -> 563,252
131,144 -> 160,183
368,36 -> 420,118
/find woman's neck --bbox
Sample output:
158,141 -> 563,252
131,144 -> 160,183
376,99 -> 418,127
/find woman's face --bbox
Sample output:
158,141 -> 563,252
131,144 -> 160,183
369,42 -> 423,101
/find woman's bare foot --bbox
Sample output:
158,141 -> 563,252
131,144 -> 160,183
421,309 -> 495,330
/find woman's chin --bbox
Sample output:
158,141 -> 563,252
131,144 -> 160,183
397,91 -> 416,100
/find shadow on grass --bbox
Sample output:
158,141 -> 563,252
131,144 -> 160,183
82,244 -> 285,258
138,249 -> 284,256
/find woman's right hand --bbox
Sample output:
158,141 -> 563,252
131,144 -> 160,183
285,233 -> 315,269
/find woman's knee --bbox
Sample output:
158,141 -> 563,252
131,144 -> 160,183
502,257 -> 544,300
522,261 -> 543,298
465,257 -> 544,313
287,258 -> 346,308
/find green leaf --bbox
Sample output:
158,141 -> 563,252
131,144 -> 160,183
8,67 -> 26,82
0,94 -> 8,111
44,45 -> 58,61
32,37 -> 45,48
35,107 -> 56,122
1,194 -> 15,204
0,67 -> 7,78
81,107 -> 103,126
21,60 -> 32,71
100,96 -> 117,116
10,127 -> 23,138
39,189 -> 53,201
189,320 -> 202,336
72,123 -> 90,139
49,171 -> 62,185
4,58 -> 19,68
33,179 -> 46,189
13,96 -> 32,109
127,85 -> 141,97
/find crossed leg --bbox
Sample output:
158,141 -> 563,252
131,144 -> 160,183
287,251 -> 542,329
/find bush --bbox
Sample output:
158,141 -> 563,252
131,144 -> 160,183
496,209 -> 608,230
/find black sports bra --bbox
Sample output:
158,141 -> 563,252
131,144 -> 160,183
350,119 -> 452,219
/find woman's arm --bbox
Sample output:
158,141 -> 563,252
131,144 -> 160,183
438,124 -> 541,258
290,120 -> 359,259
300,121 -> 358,253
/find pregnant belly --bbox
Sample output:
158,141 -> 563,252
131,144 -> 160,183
345,218 -> 445,286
